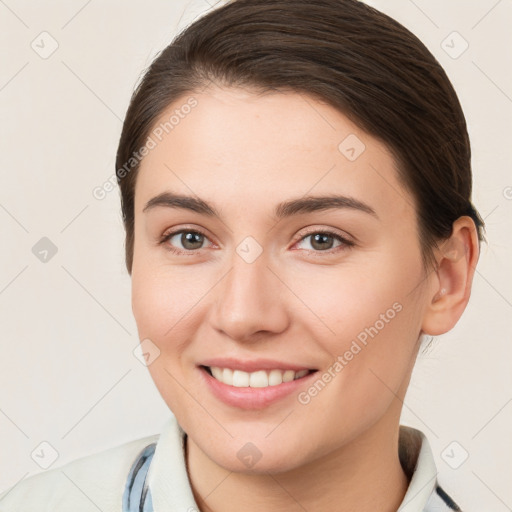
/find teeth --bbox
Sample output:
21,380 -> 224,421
208,367 -> 311,387
210,366 -> 224,381
222,368 -> 233,386
269,369 -> 285,385
249,370 -> 268,388
233,369 -> 249,387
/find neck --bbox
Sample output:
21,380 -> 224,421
185,413 -> 410,512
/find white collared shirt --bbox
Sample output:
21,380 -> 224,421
0,415 -> 462,511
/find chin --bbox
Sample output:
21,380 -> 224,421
196,433 -> 311,475
220,448 -> 305,475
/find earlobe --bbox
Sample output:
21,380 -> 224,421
421,216 -> 480,336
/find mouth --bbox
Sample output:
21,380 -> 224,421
200,365 -> 318,388
197,357 -> 320,409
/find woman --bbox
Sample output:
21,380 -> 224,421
0,0 -> 484,510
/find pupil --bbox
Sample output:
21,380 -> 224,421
312,233 -> 333,250
183,232 -> 203,249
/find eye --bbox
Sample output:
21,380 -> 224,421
158,227 -> 354,256
159,228 -> 213,255
294,229 -> 354,254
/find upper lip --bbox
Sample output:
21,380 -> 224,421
199,357 -> 316,373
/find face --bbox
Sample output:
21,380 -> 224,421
131,86 -> 432,473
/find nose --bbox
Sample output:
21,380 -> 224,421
209,250 -> 290,343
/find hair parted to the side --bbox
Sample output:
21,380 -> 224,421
115,0 -> 485,275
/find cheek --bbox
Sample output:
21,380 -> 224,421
131,271 -> 167,339
291,250 -> 423,345
131,264 -> 187,385
295,255 -> 425,426
131,262 -> 201,340
131,266 -> 195,414
130,262 -> 216,394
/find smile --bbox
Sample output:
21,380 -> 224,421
204,366 -> 314,388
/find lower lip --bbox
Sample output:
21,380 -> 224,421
199,366 -> 318,410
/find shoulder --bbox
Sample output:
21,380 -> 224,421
0,433 -> 159,512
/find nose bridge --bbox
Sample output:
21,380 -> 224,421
211,245 -> 288,341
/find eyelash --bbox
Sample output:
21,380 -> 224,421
158,227 -> 355,256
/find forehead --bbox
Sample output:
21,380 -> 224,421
134,87 -> 414,226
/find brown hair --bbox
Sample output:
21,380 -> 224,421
116,0 -> 484,275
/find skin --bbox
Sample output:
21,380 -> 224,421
130,86 -> 479,512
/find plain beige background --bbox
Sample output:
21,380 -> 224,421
0,0 -> 511,509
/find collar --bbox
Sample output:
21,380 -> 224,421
397,425 -> 439,510
145,416 -> 443,511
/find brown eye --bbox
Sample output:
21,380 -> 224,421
159,229 -> 211,254
308,233 -> 337,251
295,230 -> 354,254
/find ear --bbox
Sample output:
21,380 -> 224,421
421,216 -> 480,336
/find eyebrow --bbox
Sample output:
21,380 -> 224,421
142,192 -> 378,220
